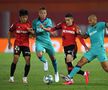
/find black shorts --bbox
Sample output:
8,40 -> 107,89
14,46 -> 31,57
64,44 -> 77,60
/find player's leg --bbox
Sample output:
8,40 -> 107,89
101,61 -> 108,72
47,46 -> 59,82
69,57 -> 88,78
64,45 -> 75,74
9,45 -> 21,82
63,56 -> 89,85
63,49 -> 95,85
98,48 -> 108,72
64,45 -> 85,76
73,45 -> 86,76
65,54 -> 74,74
22,46 -> 31,83
36,43 -> 48,71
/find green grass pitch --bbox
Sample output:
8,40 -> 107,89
0,52 -> 108,90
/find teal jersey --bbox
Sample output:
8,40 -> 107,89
86,22 -> 106,48
32,18 -> 53,45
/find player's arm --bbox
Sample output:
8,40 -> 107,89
76,25 -> 89,39
8,32 -> 12,49
40,24 -> 51,32
8,24 -> 15,49
27,28 -> 35,34
77,35 -> 89,51
40,25 -> 57,36
81,34 -> 89,39
76,25 -> 89,51
40,22 -> 62,32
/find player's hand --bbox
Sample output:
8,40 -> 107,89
8,42 -> 12,49
27,28 -> 33,32
76,26 -> 81,35
27,28 -> 34,34
50,31 -> 57,37
40,24 -> 44,29
85,46 -> 90,52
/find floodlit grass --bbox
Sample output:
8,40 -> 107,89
0,52 -> 108,90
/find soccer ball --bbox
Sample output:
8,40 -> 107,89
43,75 -> 53,84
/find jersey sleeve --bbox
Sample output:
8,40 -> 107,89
32,19 -> 45,33
77,35 -> 87,47
9,23 -> 16,32
46,18 -> 53,28
32,20 -> 36,30
75,25 -> 82,34
86,27 -> 90,36
98,22 -> 106,30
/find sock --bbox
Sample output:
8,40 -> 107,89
66,62 -> 74,74
24,64 -> 30,77
69,66 -> 81,78
77,70 -> 84,75
10,62 -> 16,76
39,56 -> 46,63
52,60 -> 58,73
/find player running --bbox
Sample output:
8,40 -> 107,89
32,7 -> 59,82
62,14 -> 108,85
43,13 -> 89,85
8,9 -> 34,83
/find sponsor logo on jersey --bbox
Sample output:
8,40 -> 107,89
16,30 -> 28,34
63,29 -> 75,34
89,30 -> 97,36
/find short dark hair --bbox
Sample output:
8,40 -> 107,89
65,13 -> 73,18
19,9 -> 28,16
39,7 -> 47,11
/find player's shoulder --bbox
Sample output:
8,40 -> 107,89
32,18 -> 38,23
46,17 -> 52,22
10,21 -> 19,28
97,21 -> 105,25
61,22 -> 66,26
73,23 -> 79,28
12,21 -> 19,25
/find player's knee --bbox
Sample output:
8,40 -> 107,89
25,56 -> 30,64
37,52 -> 43,57
77,57 -> 88,66
50,55 -> 55,61
103,67 -> 108,72
66,59 -> 71,63
13,55 -> 19,64
101,62 -> 108,72
66,54 -> 73,62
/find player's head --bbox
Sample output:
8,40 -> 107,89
38,7 -> 47,20
88,14 -> 97,26
65,13 -> 74,26
19,9 -> 28,23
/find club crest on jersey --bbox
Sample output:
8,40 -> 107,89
43,22 -> 47,26
18,26 -> 21,28
72,27 -> 75,30
63,26 -> 67,29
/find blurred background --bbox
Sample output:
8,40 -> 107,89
0,0 -> 108,52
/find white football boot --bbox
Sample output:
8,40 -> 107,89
9,76 -> 14,83
22,77 -> 28,84
55,72 -> 59,82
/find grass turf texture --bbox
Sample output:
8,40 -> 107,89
0,52 -> 108,90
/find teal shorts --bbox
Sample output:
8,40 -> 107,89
35,41 -> 55,56
84,47 -> 108,62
